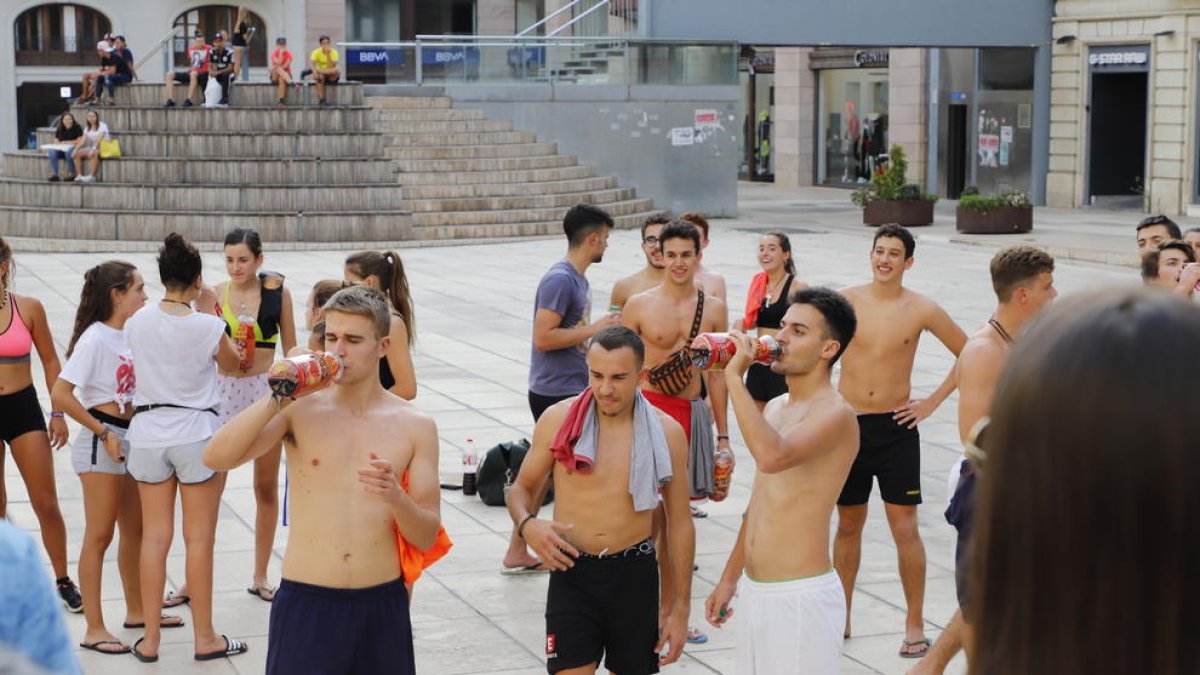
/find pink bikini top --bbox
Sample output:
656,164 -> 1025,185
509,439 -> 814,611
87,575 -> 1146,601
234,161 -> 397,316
0,293 -> 33,363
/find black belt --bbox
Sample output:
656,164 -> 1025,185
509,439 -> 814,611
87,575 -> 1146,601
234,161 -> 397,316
134,403 -> 218,416
87,407 -> 131,429
575,538 -> 656,560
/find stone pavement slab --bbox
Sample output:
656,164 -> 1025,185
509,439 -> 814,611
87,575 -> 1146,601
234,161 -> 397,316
3,188 -> 1130,674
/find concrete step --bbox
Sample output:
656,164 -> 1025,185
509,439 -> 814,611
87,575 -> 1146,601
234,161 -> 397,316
411,198 -> 653,227
384,130 -> 536,147
116,81 -> 364,106
394,164 -> 596,186
0,205 -> 412,242
387,142 -> 558,161
411,211 -> 651,240
405,187 -> 635,213
0,178 -> 405,212
5,152 -> 394,185
368,96 -> 452,109
374,120 -> 514,134
392,154 -> 577,173
67,106 -> 372,133
401,175 -> 615,199
37,129 -> 385,158
374,108 -> 486,122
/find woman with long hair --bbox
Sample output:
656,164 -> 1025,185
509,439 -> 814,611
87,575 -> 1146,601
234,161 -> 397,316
738,232 -> 806,410
47,112 -> 81,182
230,6 -> 254,80
971,287 -> 1200,674
124,233 -> 247,662
72,108 -> 108,183
305,279 -> 349,351
344,251 -> 416,399
51,262 -> 171,654
0,236 -> 79,610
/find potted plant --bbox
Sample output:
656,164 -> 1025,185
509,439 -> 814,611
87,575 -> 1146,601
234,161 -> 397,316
851,144 -> 938,227
955,186 -> 1033,234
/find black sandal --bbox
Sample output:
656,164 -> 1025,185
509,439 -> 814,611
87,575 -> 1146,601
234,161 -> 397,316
194,635 -> 248,661
131,638 -> 158,663
123,614 -> 184,629
79,640 -> 130,655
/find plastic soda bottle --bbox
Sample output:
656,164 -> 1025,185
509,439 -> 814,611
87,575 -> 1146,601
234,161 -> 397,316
267,352 -> 342,399
690,333 -> 780,370
462,438 -> 479,496
235,313 -> 256,371
711,444 -> 734,502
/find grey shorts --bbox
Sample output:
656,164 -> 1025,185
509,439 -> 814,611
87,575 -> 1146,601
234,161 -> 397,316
70,423 -> 130,476
127,439 -> 215,485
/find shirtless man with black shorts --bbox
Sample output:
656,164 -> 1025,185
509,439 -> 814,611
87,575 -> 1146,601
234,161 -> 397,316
705,287 -> 860,674
609,214 -> 669,310
509,327 -> 693,674
204,286 -> 441,675
834,224 -> 967,659
908,245 -> 1055,675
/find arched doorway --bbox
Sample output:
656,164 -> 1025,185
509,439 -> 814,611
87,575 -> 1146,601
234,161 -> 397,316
13,3 -> 112,66
172,5 -> 267,67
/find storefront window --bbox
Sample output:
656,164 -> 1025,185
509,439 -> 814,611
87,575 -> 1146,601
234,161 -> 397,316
819,68 -> 889,185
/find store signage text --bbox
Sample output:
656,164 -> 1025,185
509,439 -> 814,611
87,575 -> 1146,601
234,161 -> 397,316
853,50 -> 889,68
1088,51 -> 1148,67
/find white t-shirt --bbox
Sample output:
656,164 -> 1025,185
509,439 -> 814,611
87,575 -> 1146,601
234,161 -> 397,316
124,305 -> 225,448
81,122 -> 109,149
58,322 -> 135,413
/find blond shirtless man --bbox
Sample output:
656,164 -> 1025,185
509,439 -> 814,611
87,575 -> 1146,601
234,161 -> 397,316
834,224 -> 967,658
203,286 -> 440,675
908,245 -> 1055,675
705,287 -> 860,674
509,327 -> 694,674
609,214 -> 669,310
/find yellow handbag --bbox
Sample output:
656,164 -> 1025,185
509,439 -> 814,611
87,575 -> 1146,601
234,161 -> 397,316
99,137 -> 121,159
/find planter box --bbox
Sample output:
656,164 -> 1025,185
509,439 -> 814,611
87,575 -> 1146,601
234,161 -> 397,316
955,205 -> 1033,234
862,200 -> 935,227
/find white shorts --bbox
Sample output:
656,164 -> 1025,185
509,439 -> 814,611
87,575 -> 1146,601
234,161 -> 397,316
69,423 -> 130,476
735,570 -> 846,675
127,439 -> 215,485
217,372 -> 269,426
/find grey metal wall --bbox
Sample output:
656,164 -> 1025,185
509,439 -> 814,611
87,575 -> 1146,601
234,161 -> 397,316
644,0 -> 1053,48
444,84 -> 741,217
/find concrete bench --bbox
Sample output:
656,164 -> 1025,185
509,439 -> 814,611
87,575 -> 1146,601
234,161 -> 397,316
36,129 -> 386,158
7,151 -> 393,185
67,105 -> 373,133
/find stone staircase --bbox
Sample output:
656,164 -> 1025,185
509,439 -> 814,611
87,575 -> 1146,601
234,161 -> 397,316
0,83 -> 657,244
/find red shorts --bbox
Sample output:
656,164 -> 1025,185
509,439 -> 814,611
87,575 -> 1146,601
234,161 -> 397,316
641,389 -> 691,442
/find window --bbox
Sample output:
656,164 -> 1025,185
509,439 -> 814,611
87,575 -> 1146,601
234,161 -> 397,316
979,48 -> 1035,91
13,4 -> 112,66
172,6 -> 267,67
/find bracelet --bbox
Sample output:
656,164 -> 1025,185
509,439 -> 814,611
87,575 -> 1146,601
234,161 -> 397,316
717,435 -> 729,441
97,429 -> 110,443
49,411 -> 64,418
516,514 -> 536,539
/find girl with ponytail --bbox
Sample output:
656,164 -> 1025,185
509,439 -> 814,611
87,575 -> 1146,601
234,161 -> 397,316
344,250 -> 416,399
51,261 -> 158,653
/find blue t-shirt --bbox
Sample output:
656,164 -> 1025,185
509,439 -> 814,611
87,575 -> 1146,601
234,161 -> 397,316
528,259 -> 590,397
0,522 -> 81,675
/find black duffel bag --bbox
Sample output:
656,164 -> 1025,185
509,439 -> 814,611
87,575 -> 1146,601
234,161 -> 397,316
476,439 -> 554,507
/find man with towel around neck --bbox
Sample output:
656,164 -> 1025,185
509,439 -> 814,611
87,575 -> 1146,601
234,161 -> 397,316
704,287 -> 860,674
509,326 -> 694,675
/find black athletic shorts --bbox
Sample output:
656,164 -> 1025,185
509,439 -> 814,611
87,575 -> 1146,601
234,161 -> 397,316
529,390 -> 576,423
945,459 -> 977,616
0,385 -> 47,444
545,540 -> 660,675
745,362 -> 786,403
172,71 -> 208,87
267,577 -> 414,675
838,412 -> 922,506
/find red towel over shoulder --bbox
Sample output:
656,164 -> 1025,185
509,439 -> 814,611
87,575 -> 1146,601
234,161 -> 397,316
549,389 -> 595,474
742,271 -> 769,330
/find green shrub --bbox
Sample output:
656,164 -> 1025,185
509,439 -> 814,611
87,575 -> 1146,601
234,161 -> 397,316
958,188 -> 1032,212
850,145 -> 939,207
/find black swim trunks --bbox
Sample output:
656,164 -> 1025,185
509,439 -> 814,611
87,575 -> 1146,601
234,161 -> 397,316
745,362 -> 786,403
545,539 -> 659,675
945,459 -> 977,615
838,412 -> 922,506
267,577 -> 414,675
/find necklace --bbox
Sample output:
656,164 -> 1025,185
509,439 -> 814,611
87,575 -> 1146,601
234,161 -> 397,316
988,317 -> 1014,345
161,298 -> 192,310
765,273 -> 790,304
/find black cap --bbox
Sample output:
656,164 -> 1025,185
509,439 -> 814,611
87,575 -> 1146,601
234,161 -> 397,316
276,36 -> 286,44
193,29 -> 204,38
115,35 -> 125,42
213,32 -> 224,40
319,34 -> 331,42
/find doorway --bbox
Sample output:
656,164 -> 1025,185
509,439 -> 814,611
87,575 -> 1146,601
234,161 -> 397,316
1088,71 -> 1147,202
946,103 -> 968,198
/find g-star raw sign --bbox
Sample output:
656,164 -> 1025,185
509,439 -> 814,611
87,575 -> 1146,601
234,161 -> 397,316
1088,51 -> 1148,67
853,50 -> 889,68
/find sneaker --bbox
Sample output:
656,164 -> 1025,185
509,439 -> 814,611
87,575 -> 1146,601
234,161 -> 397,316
48,175 -> 60,182
319,99 -> 328,106
300,68 -> 312,79
218,99 -> 230,106
80,175 -> 96,183
277,99 -> 286,107
164,99 -> 176,108
182,99 -> 194,108
73,175 -> 85,182
57,578 -> 82,613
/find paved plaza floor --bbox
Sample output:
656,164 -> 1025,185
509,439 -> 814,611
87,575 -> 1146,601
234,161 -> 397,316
4,184 -> 1133,674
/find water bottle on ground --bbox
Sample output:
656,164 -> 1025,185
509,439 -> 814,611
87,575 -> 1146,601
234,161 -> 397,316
462,438 -> 479,496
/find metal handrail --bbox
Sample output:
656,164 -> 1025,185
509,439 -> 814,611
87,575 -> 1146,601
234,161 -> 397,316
136,24 -> 182,75
515,0 -> 586,37
547,0 -> 611,37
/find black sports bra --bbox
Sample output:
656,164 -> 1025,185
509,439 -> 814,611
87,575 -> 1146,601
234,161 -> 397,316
755,275 -> 795,330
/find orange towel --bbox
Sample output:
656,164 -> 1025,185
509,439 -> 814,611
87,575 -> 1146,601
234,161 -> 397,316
396,469 -> 453,584
742,271 -> 769,330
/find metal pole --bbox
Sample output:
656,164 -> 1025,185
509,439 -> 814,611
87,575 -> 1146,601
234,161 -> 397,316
1031,43 -> 1051,206
416,39 -> 423,85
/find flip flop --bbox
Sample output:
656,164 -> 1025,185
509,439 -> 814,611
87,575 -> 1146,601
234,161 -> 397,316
131,638 -> 158,663
500,563 -> 550,575
124,614 -> 185,629
899,637 -> 932,658
690,506 -> 708,519
686,627 -> 709,645
246,585 -> 276,602
162,591 -> 190,608
79,640 -> 130,655
194,635 -> 249,661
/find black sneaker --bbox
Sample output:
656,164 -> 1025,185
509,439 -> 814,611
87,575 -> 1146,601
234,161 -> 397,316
182,99 -> 194,108
48,175 -> 60,182
300,68 -> 312,79
164,99 -> 176,108
57,578 -> 82,613
319,99 -> 329,106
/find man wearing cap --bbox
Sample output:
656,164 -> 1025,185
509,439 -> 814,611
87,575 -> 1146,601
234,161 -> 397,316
78,40 -> 115,105
301,35 -> 339,105
103,35 -> 137,103
268,37 -> 296,106
164,31 -> 211,108
208,32 -> 236,107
